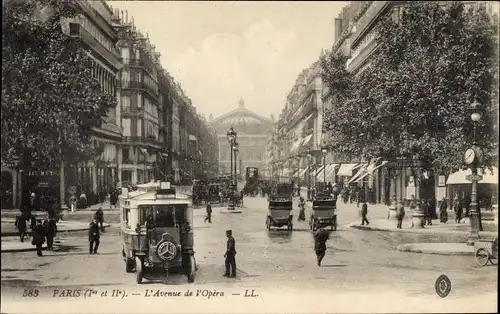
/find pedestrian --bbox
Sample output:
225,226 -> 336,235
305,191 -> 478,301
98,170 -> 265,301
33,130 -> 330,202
361,202 -> 369,225
31,219 -> 45,257
298,196 -> 306,221
396,200 -> 405,229
30,215 -> 37,231
223,230 -> 237,278
94,207 -> 104,231
204,201 -> 212,223
314,228 -> 330,266
69,194 -> 77,213
110,190 -> 118,209
439,197 -> 448,223
453,194 -> 463,223
14,215 -> 27,242
43,217 -> 57,250
88,219 -> 100,254
463,194 -> 471,218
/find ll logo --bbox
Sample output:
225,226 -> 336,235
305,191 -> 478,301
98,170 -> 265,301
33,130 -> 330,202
435,274 -> 451,298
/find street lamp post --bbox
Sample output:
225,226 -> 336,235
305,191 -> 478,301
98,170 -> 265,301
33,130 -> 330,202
226,127 -> 237,210
233,142 -> 239,189
322,145 -> 328,186
466,100 -> 484,244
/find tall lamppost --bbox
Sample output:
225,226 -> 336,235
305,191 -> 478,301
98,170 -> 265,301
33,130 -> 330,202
322,144 -> 328,186
307,149 -> 312,190
233,142 -> 239,189
465,100 -> 484,244
226,127 -> 237,210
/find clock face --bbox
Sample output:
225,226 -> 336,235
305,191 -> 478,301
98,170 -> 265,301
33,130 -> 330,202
464,149 -> 475,164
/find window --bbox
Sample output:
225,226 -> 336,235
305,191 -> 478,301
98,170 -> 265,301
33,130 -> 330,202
137,119 -> 142,137
122,118 -> 131,136
121,96 -> 131,112
135,71 -> 142,82
121,70 -> 130,86
137,93 -> 142,108
122,148 -> 130,163
121,47 -> 129,61
138,204 -> 188,227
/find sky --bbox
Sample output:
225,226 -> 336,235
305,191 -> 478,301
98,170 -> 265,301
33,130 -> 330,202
110,1 -> 348,120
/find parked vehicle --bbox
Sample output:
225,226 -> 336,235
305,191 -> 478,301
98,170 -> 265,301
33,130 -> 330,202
309,191 -> 337,231
475,238 -> 498,266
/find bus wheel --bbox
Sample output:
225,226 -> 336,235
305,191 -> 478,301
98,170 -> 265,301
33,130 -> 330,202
136,257 -> 143,284
187,255 -> 196,283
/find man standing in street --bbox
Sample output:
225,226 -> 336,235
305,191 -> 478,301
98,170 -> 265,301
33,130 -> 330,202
223,230 -> 237,278
396,200 -> 405,229
314,228 -> 330,266
31,220 -> 45,257
15,215 -> 27,242
43,216 -> 57,250
361,202 -> 369,225
204,201 -> 212,223
89,219 -> 100,254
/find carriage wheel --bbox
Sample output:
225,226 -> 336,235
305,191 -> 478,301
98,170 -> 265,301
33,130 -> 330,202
135,257 -> 144,284
125,257 -> 134,273
186,255 -> 196,283
475,248 -> 490,266
266,218 -> 271,230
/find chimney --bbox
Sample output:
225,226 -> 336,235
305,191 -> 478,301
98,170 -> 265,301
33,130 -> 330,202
334,18 -> 343,43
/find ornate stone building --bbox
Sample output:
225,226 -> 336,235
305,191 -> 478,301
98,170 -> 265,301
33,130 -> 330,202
210,99 -> 273,177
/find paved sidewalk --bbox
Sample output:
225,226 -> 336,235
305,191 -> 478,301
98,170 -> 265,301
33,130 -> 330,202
349,218 -> 498,237
1,238 -> 64,253
1,219 -> 110,236
397,243 -> 474,256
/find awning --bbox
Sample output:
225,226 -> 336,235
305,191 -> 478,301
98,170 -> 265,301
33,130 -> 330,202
324,164 -> 339,178
316,164 -> 336,180
349,161 -> 389,184
315,165 -> 326,176
446,167 -> 498,185
301,134 -> 313,147
337,163 -> 362,177
299,166 -> 310,177
189,134 -> 197,141
290,138 -> 304,154
291,169 -> 299,177
139,148 -> 148,155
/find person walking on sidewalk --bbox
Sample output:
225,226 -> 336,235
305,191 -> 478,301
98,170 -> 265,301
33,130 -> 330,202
31,220 -> 45,257
204,202 -> 212,223
439,197 -> 448,223
396,200 -> 405,229
88,219 -> 100,254
361,202 -> 369,225
453,194 -> 463,223
14,215 -> 27,242
43,217 -> 57,251
223,230 -> 237,278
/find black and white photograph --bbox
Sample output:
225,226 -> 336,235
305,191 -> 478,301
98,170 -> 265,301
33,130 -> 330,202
1,1 -> 498,313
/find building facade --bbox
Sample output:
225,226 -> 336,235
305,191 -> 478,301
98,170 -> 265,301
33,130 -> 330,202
210,99 -> 273,178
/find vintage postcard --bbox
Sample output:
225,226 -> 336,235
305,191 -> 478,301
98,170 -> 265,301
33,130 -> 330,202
1,0 -> 498,313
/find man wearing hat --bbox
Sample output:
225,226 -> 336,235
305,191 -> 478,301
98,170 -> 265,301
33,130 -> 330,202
224,230 -> 237,277
204,201 -> 212,223
314,228 -> 330,266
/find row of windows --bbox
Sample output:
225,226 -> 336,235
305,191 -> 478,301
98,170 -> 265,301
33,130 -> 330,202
76,14 -> 114,53
121,47 -> 158,80
144,97 -> 159,120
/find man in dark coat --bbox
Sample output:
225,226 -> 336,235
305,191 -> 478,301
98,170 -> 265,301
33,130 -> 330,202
223,230 -> 237,277
361,202 -> 369,225
204,202 -> 212,223
43,217 -> 57,250
15,215 -> 27,242
454,196 -> 463,223
439,197 -> 448,223
31,220 -> 45,256
30,215 -> 37,231
88,219 -> 100,254
314,228 -> 330,266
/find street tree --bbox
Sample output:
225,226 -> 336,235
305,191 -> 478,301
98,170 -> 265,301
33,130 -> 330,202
1,0 -> 116,169
321,2 -> 498,173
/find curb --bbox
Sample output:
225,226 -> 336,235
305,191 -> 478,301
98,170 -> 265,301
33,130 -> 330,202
396,244 -> 474,256
1,224 -> 111,237
1,240 -> 63,253
347,222 -> 497,237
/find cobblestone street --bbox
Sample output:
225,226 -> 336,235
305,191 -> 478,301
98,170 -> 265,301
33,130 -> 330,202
1,197 -> 497,313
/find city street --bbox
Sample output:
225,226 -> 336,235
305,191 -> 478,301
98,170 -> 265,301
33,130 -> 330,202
1,197 -> 497,313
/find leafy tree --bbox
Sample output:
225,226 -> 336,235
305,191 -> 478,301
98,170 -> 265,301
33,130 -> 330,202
1,0 -> 116,168
322,2 -> 498,173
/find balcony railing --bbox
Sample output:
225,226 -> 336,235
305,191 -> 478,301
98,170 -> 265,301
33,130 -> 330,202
121,80 -> 159,98
122,136 -> 162,147
350,1 -> 390,49
68,23 -> 121,70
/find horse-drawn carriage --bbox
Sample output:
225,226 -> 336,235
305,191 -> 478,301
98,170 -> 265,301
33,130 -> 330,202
266,183 -> 293,230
